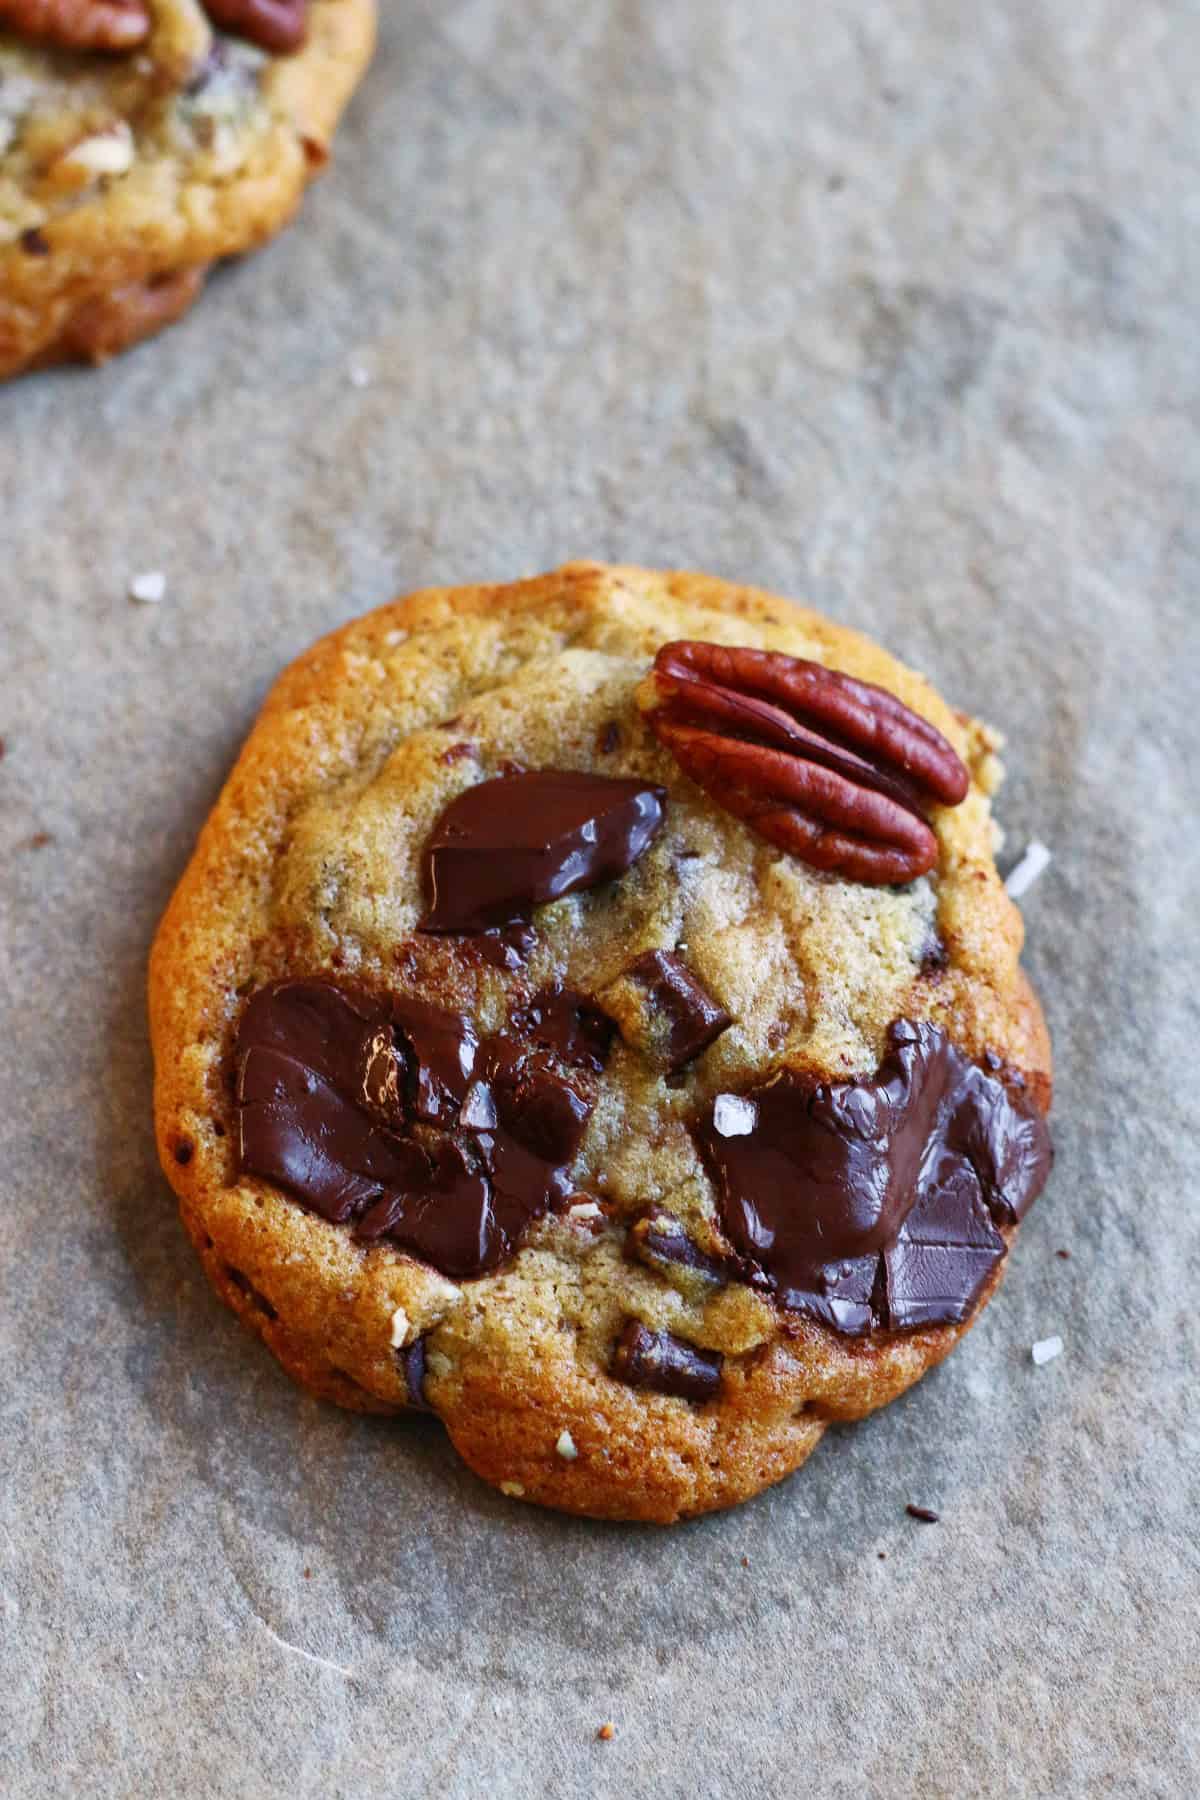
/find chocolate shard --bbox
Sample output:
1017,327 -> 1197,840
399,1336 -> 433,1412
610,1320 -> 723,1403
626,1208 -> 728,1288
696,1018 -> 1052,1337
419,769 -> 665,933
601,950 -> 731,1071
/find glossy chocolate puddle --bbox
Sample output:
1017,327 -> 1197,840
235,979 -> 1050,1332
237,978 -> 610,1277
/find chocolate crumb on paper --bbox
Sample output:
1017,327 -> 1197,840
597,1722 -> 615,1742
906,1504 -> 940,1523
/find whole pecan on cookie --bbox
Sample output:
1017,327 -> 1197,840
0,0 -> 149,50
643,640 -> 970,884
200,0 -> 305,53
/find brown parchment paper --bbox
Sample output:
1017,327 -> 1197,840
2,3 -> 1198,1794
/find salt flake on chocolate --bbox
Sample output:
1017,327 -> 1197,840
713,1094 -> 757,1137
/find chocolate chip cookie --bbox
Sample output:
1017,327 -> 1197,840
149,563 -> 1053,1523
0,0 -> 374,376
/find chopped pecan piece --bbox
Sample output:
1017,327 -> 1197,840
643,640 -> 970,885
0,0 -> 149,50
200,0 -> 305,53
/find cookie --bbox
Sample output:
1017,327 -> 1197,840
149,563 -> 1053,1523
0,0 -> 374,375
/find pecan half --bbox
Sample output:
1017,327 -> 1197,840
200,0 -> 305,53
0,0 -> 149,50
643,640 -> 969,885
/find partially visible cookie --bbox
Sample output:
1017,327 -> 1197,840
0,0 -> 374,375
149,563 -> 1053,1523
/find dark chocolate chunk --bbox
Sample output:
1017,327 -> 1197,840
696,1018 -> 1051,1336
906,1504 -> 940,1523
626,1208 -> 728,1286
173,1140 -> 194,1165
236,978 -> 602,1280
920,937 -> 949,976
509,984 -> 615,1073
20,228 -> 50,257
610,1320 -> 722,1403
475,924 -> 536,971
618,949 -> 731,1070
392,998 -> 477,1124
419,769 -> 665,933
223,1265 -> 278,1320
399,1336 -> 433,1411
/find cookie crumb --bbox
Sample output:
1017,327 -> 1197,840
129,570 -> 166,605
389,1306 -> 410,1349
24,831 -> 53,850
1031,1334 -> 1063,1366
555,1430 -> 578,1461
303,1568 -> 312,1579
1004,840 -> 1052,899
597,1722 -> 615,1742
1055,1248 -> 1070,1260
906,1504 -> 939,1523
740,1555 -> 750,1568
878,1550 -> 887,1559
499,1480 -> 525,1498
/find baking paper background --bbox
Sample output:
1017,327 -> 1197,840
3,3 -> 1198,1794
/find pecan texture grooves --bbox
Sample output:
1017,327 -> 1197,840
201,0 -> 305,54
644,640 -> 970,885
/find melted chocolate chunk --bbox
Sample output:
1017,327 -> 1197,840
475,924 -> 536,971
619,950 -> 732,1070
610,1321 -> 723,1402
237,979 -> 602,1279
697,1019 -> 1051,1335
509,984 -> 615,1073
626,1208 -> 729,1286
420,770 -> 665,933
399,1337 -> 433,1411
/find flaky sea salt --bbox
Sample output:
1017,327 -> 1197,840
713,1093 -> 757,1137
129,570 -> 166,604
1031,1335 -> 1064,1366
568,1201 -> 602,1222
389,1306 -> 410,1349
555,1430 -> 578,1461
1005,841 -> 1052,899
